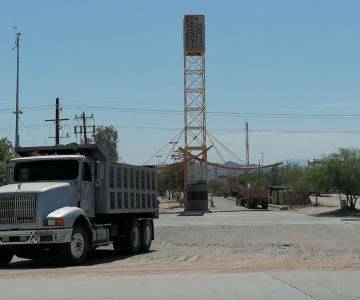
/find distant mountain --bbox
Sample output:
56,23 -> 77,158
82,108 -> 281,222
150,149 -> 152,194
283,159 -> 308,167
207,161 -> 263,179
206,158 -> 309,179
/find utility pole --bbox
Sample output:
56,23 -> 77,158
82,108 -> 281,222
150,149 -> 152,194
13,30 -> 21,148
45,98 -> 69,145
169,141 -> 179,159
82,112 -> 87,143
74,113 -> 95,144
169,141 -> 179,200
245,121 -> 249,166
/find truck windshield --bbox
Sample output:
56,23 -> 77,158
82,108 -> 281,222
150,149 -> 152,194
14,160 -> 79,182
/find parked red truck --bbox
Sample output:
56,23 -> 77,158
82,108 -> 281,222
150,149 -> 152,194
232,186 -> 268,209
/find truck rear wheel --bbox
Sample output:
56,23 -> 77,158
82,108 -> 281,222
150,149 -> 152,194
248,201 -> 256,209
114,220 -> 141,255
262,201 -> 268,209
140,220 -> 152,252
0,247 -> 13,267
59,225 -> 89,265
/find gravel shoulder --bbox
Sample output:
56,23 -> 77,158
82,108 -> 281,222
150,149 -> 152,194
1,196 -> 360,277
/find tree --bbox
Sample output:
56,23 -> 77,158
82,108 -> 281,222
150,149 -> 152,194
320,148 -> 360,209
208,179 -> 224,207
304,164 -> 332,206
0,138 -> 14,185
157,165 -> 184,200
93,126 -> 119,162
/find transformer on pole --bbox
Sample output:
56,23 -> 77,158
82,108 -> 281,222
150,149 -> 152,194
183,15 -> 208,211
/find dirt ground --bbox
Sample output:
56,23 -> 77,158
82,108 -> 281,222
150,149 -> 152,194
284,194 -> 360,216
2,196 -> 360,278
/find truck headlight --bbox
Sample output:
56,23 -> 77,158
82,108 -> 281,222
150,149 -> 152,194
44,218 -> 65,226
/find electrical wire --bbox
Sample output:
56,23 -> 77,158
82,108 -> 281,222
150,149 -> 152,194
2,123 -> 360,135
2,103 -> 360,119
19,119 -> 40,145
58,105 -> 360,119
207,133 -> 226,164
207,130 -> 245,164
142,129 -> 184,165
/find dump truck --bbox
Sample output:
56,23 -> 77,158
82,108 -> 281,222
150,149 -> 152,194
0,144 -> 158,266
233,186 -> 268,209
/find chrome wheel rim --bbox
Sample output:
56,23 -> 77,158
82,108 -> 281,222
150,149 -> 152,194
71,232 -> 85,258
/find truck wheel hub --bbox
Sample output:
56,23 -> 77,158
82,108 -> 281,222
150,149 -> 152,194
71,233 -> 85,258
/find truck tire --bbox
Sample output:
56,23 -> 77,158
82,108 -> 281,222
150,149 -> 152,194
140,220 -> 152,252
0,247 -> 13,267
114,220 -> 141,255
240,199 -> 246,207
59,225 -> 89,265
248,201 -> 256,209
262,202 -> 268,209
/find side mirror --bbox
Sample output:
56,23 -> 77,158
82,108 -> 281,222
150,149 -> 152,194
94,161 -> 102,186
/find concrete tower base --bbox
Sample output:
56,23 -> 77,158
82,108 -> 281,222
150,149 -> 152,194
185,184 -> 208,211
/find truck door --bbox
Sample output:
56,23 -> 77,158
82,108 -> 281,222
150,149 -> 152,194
81,161 -> 95,217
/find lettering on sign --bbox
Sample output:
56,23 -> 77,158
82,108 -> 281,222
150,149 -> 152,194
188,162 -> 207,185
183,15 -> 205,56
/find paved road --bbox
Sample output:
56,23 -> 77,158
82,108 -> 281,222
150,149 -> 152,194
1,271 -> 359,300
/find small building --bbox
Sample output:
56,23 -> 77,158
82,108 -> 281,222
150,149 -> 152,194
267,186 -> 310,205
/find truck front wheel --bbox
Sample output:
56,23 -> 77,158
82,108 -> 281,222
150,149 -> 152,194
0,247 -> 13,267
59,225 -> 89,265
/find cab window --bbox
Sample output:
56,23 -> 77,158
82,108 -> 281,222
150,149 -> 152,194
82,162 -> 92,182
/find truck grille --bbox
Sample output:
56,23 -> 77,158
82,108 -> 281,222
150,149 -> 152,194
0,194 -> 37,224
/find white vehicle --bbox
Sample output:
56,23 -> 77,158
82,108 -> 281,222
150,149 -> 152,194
0,144 -> 158,265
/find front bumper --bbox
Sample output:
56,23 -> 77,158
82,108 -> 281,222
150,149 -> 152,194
0,228 -> 73,245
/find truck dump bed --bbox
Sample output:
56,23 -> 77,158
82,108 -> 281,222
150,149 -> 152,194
105,163 -> 157,214
15,144 -> 158,215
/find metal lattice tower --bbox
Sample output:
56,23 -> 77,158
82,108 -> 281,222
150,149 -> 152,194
183,15 -> 207,208
184,55 -> 207,160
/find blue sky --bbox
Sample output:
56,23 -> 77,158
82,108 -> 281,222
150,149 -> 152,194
1,0 -> 360,165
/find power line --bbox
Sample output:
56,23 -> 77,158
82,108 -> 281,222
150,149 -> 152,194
19,119 -> 40,145
143,129 -> 184,165
2,104 -> 360,119
3,123 -> 360,135
207,134 -> 226,164
0,105 -> 53,114
60,105 -> 360,119
207,130 -> 245,164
